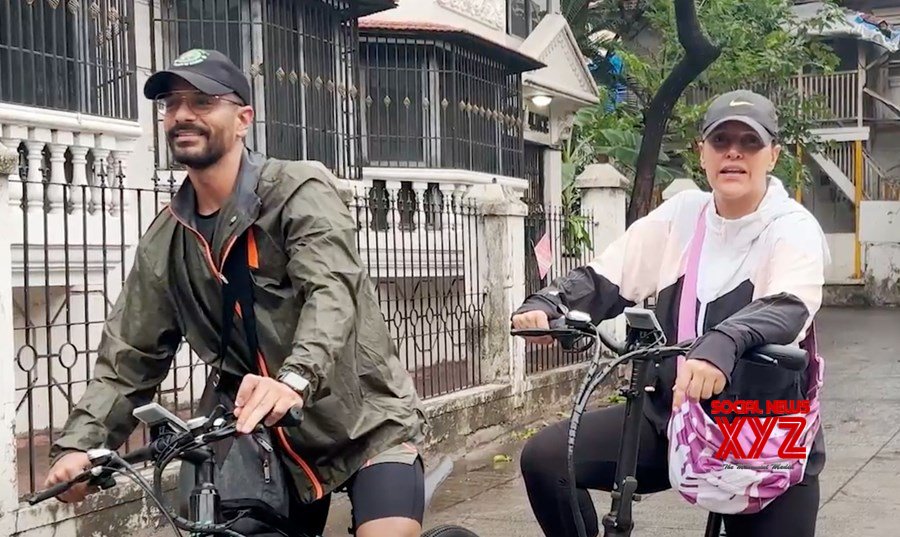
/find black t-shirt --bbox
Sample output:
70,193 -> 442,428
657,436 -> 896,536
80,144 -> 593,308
196,210 -> 219,245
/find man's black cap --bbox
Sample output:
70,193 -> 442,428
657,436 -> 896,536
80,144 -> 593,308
143,49 -> 252,105
701,90 -> 779,143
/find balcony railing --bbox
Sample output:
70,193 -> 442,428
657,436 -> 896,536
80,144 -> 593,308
685,70 -> 861,126
1,102 -> 142,290
800,70 -> 860,124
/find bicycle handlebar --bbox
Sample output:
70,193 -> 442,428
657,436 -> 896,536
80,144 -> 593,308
511,313 -> 810,372
27,402 -> 305,519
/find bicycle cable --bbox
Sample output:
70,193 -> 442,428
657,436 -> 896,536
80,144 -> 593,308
92,459 -> 182,537
566,328 -> 629,537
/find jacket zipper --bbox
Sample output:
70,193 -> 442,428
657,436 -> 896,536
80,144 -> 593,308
255,433 -> 273,484
168,208 -> 326,500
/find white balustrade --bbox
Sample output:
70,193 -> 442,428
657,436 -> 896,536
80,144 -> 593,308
0,103 -> 143,290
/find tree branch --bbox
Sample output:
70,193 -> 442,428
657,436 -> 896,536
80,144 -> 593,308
626,0 -> 720,225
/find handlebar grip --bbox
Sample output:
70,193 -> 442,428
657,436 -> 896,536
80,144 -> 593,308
274,405 -> 304,428
121,445 -> 155,465
509,316 -> 569,337
27,474 -> 83,505
746,344 -> 809,371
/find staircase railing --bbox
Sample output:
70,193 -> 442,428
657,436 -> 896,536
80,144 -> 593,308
863,149 -> 900,201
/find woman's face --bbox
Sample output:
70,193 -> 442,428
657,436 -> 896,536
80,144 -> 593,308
699,121 -> 781,202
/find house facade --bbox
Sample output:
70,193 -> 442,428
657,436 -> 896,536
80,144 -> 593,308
679,0 -> 900,304
790,0 -> 900,304
0,0 -> 601,533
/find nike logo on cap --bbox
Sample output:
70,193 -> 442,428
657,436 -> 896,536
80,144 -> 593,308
730,100 -> 754,107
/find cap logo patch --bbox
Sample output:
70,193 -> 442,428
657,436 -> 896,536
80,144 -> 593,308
173,49 -> 209,67
729,100 -> 754,107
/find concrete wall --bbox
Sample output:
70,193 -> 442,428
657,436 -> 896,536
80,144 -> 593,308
860,201 -> 900,304
826,232 -> 857,283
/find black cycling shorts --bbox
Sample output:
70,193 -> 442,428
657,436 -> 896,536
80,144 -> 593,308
288,457 -> 425,535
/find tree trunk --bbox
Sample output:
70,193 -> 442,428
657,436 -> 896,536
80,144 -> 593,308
625,0 -> 720,226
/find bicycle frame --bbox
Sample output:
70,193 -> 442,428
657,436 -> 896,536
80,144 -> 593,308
601,328 -> 657,537
511,306 -> 809,537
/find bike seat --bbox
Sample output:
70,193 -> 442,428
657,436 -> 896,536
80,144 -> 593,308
424,455 -> 454,510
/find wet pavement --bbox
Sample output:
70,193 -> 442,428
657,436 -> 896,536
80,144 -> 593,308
146,306 -> 900,536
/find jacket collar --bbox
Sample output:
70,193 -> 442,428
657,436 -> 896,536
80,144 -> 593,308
169,148 -> 264,264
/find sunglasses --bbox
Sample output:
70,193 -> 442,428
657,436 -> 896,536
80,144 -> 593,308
705,130 -> 769,154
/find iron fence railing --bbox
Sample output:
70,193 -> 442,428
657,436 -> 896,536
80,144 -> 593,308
10,168 -> 486,498
9,167 -> 208,500
0,0 -> 138,120
523,205 -> 597,374
151,0 -> 361,179
523,143 -> 544,208
348,181 -> 485,398
358,34 -> 525,178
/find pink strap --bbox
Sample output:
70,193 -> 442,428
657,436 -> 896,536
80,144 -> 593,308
678,204 -> 708,344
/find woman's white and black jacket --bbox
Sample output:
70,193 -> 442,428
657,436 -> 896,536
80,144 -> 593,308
514,177 -> 831,476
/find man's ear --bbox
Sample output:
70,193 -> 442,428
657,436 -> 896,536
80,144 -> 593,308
235,106 -> 255,139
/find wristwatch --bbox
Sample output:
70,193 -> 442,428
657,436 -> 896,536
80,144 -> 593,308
277,370 -> 310,397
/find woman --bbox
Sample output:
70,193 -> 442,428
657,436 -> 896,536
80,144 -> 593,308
511,90 -> 829,537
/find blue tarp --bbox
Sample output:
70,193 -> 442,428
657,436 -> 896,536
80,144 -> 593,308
791,2 -> 900,53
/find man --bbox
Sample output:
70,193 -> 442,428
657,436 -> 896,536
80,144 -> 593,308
44,48 -> 428,537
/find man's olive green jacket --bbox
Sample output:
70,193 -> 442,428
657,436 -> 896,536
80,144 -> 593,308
50,150 -> 428,502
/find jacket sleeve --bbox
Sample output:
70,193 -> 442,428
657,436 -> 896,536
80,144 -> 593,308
687,213 -> 827,381
49,245 -> 182,461
513,198 -> 676,325
278,176 -> 365,400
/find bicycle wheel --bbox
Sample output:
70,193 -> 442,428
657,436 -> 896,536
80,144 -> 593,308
420,524 -> 481,537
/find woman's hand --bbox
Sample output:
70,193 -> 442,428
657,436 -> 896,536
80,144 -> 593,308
511,310 -> 555,346
672,359 -> 726,410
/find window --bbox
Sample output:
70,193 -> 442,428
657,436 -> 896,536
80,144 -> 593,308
507,0 -> 548,38
152,0 -> 360,179
359,35 -> 525,178
0,0 -> 138,120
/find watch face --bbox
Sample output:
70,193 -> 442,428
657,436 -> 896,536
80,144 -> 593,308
280,372 -> 308,392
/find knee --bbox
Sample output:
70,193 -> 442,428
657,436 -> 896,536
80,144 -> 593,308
520,427 -> 567,485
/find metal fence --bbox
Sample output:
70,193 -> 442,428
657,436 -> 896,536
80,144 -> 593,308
347,180 -> 485,398
0,0 -> 139,120
358,34 -> 525,178
523,204 -> 597,374
151,0 -> 362,179
9,151 -> 486,498
9,158 -> 202,499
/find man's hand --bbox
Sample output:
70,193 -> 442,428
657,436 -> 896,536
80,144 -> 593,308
672,359 -> 727,410
44,451 -> 97,503
511,310 -> 554,345
234,374 -> 304,434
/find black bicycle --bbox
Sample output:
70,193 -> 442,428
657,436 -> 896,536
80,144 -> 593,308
511,305 -> 810,537
27,401 -> 478,537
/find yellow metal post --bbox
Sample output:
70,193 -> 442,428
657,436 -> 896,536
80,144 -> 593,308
854,140 -> 863,279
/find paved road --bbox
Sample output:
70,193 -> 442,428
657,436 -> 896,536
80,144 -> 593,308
408,307 -> 900,537
141,306 -> 900,536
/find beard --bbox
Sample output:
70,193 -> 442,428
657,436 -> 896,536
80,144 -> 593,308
166,124 -> 226,169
